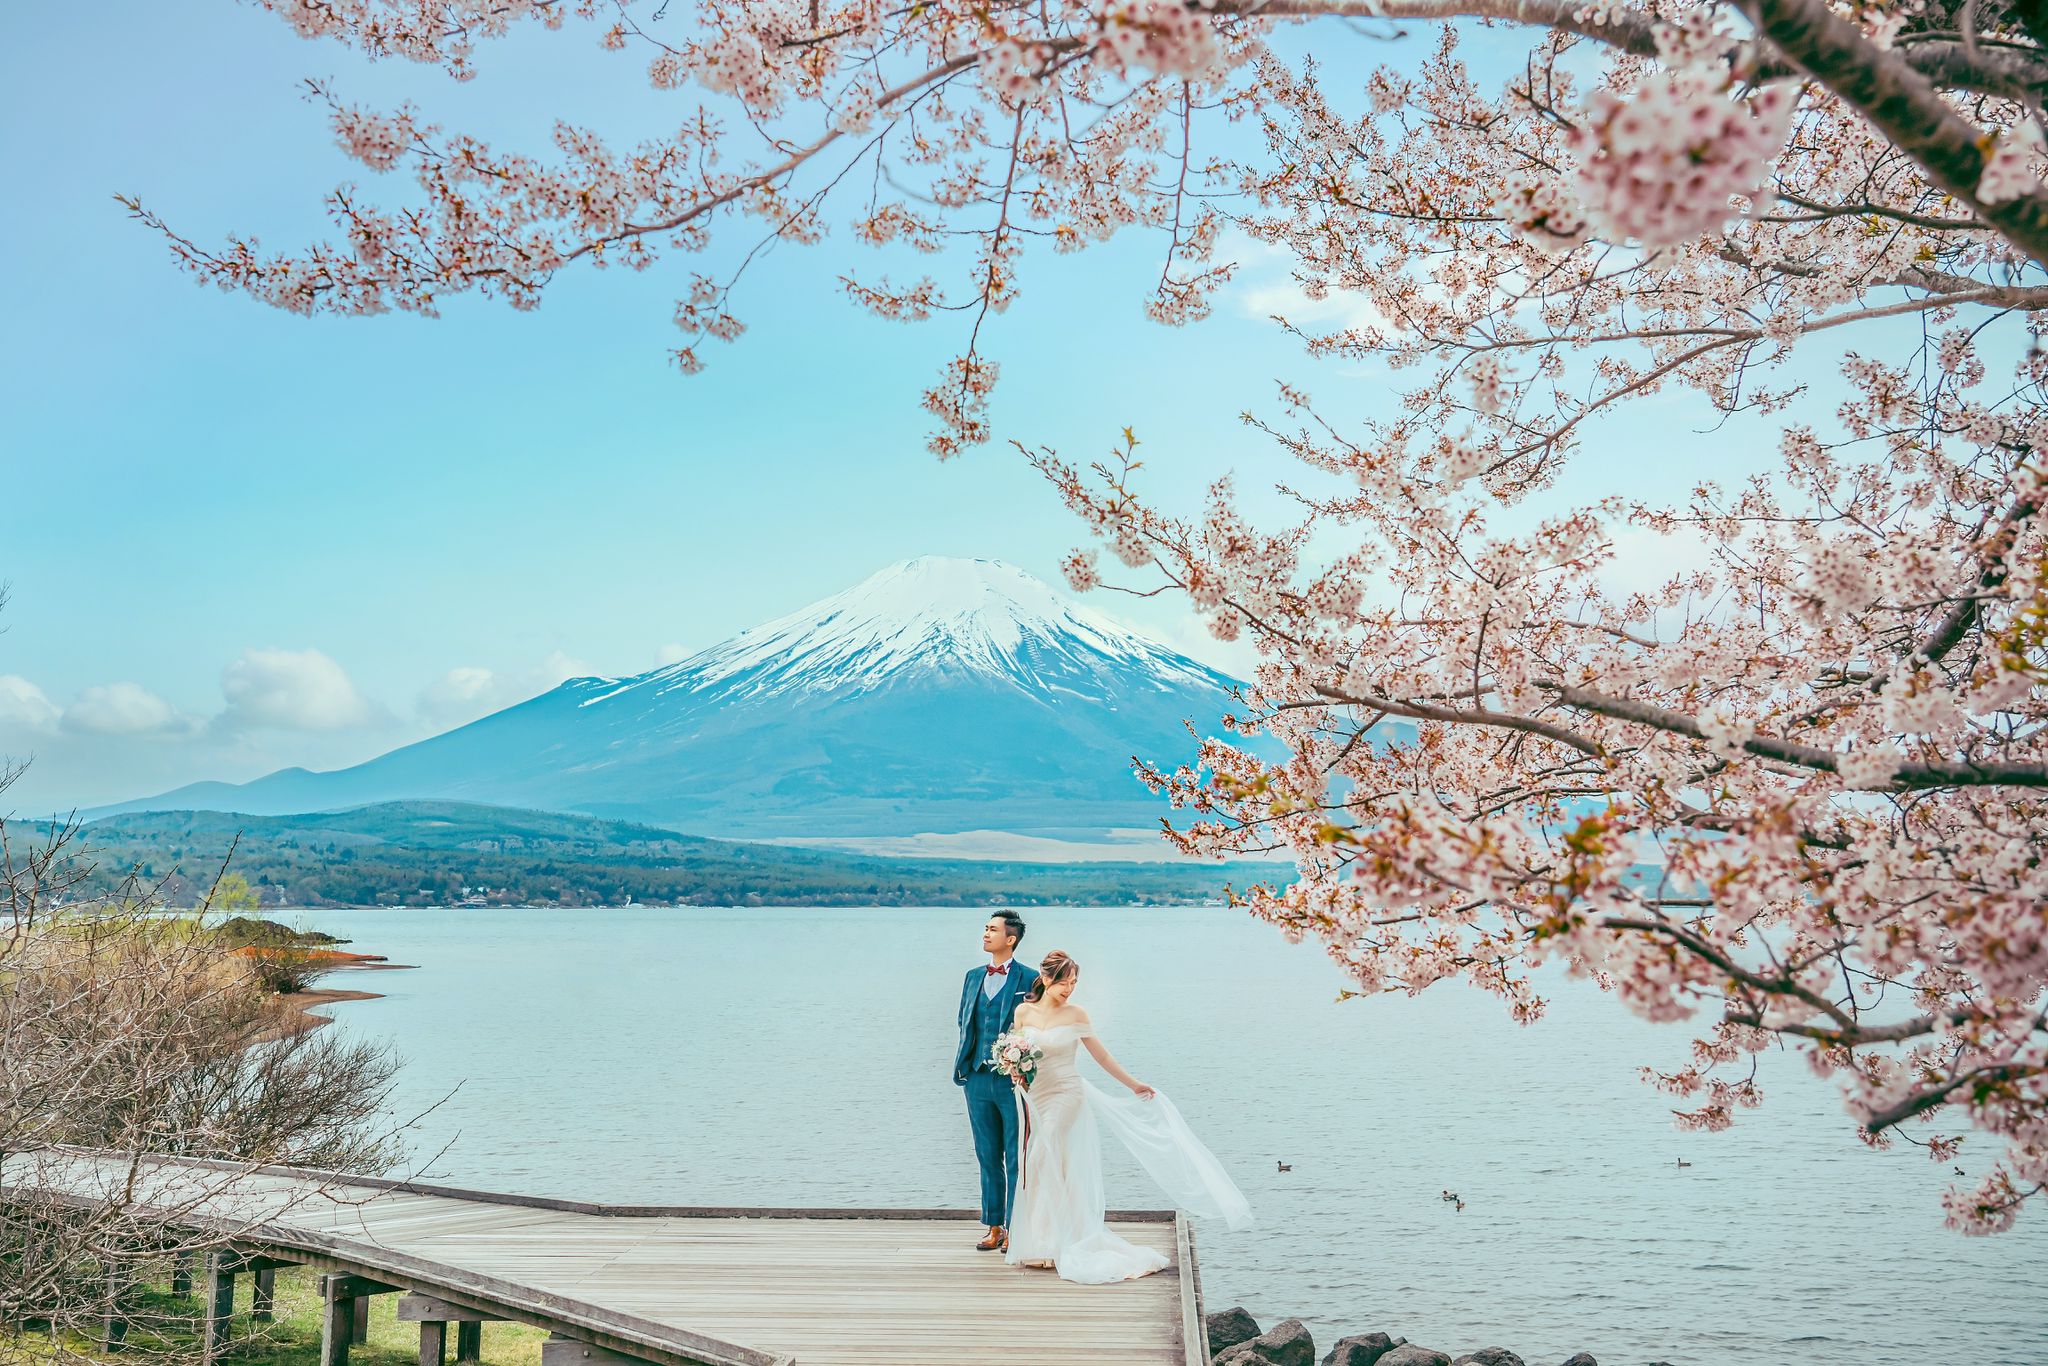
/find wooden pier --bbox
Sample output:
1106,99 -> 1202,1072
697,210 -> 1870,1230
2,1148 -> 1211,1366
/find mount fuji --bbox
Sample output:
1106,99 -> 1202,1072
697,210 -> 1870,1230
106,558 -> 1248,848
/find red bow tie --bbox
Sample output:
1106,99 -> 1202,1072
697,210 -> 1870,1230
985,962 -> 1009,976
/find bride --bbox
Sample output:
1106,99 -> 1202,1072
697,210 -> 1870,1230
1004,950 -> 1253,1283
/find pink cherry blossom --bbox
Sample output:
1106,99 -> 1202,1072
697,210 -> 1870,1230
1977,121 -> 2046,205
1569,73 -> 1794,251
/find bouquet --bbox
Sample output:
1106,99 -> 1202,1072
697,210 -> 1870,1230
990,1030 -> 1044,1087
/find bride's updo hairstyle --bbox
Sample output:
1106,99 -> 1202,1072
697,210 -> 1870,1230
1024,950 -> 1079,1003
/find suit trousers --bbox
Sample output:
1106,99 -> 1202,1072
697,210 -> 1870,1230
963,1068 -> 1021,1226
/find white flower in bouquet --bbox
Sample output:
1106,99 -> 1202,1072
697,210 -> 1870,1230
990,1030 -> 1043,1085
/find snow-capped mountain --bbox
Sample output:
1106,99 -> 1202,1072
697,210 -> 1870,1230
105,558 -> 1245,843
587,556 -> 1224,705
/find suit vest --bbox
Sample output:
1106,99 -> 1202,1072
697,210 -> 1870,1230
963,973 -> 1016,1073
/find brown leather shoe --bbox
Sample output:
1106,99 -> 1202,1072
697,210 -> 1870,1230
976,1227 -> 1003,1251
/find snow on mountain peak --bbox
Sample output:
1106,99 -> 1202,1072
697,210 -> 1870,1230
614,556 -> 1228,704
817,556 -> 1114,651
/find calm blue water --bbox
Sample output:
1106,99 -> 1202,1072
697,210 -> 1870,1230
294,906 -> 2046,1365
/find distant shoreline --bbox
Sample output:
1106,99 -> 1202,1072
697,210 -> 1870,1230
69,801 -> 1265,912
251,899 -> 1231,912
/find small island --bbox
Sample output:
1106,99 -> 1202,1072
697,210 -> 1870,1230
206,911 -> 413,1034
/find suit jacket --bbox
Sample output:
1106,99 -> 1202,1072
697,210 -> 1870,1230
953,959 -> 1040,1084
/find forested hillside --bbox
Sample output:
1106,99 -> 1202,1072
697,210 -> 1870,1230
66,802 -> 1260,909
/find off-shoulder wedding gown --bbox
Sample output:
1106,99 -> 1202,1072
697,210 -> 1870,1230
1004,1022 -> 1252,1284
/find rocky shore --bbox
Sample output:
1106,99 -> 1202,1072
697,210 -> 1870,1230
1206,1308 -> 1601,1366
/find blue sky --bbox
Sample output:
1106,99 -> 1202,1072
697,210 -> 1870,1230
1,4 -> 1851,812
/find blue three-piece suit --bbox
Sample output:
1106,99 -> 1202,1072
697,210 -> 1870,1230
953,958 -> 1041,1227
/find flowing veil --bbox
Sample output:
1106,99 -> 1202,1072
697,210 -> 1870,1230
1081,1077 -> 1254,1230
1006,1016 -> 1252,1284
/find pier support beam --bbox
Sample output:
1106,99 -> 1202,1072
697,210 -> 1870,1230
399,1294 -> 499,1366
101,1260 -> 129,1353
319,1275 -> 401,1366
169,1251 -> 192,1297
399,1293 -> 503,1366
319,1279 -> 353,1366
251,1264 -> 277,1322
541,1333 -> 661,1366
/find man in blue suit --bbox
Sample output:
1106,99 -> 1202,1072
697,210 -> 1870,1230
954,911 -> 1040,1252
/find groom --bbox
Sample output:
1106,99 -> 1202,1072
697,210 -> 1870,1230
953,911 -> 1040,1252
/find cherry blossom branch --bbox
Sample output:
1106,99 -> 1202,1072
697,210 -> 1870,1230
1601,917 -> 1863,1033
1769,190 -> 1989,233
1722,1010 -> 1969,1047
1912,486 -> 2042,667
1860,1062 -> 2045,1134
1312,682 -> 1609,758
1740,0 -> 2048,263
1537,681 -> 2048,786
1248,0 -> 2048,98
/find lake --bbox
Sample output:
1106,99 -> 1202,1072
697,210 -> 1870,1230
292,906 -> 2047,1365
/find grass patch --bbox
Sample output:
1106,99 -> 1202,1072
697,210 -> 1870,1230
11,1264 -> 549,1366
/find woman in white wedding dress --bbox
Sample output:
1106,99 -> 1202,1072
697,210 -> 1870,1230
1004,950 -> 1253,1284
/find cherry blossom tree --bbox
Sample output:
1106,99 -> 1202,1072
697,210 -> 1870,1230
129,0 -> 2048,1230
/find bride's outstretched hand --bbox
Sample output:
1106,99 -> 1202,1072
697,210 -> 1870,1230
1081,1020 -> 1156,1101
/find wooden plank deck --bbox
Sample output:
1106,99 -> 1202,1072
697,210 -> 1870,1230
2,1148 -> 1209,1366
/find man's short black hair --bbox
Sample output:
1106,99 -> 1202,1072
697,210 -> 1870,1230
993,910 -> 1026,946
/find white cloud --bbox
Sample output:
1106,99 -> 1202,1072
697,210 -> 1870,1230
0,675 -> 60,731
218,647 -> 374,732
412,651 -> 611,735
655,642 -> 689,666
1598,521 -> 1718,601
64,682 -> 184,736
1235,277 -> 1392,335
1225,230 -> 1393,335
536,649 -> 597,688
417,665 -> 500,727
